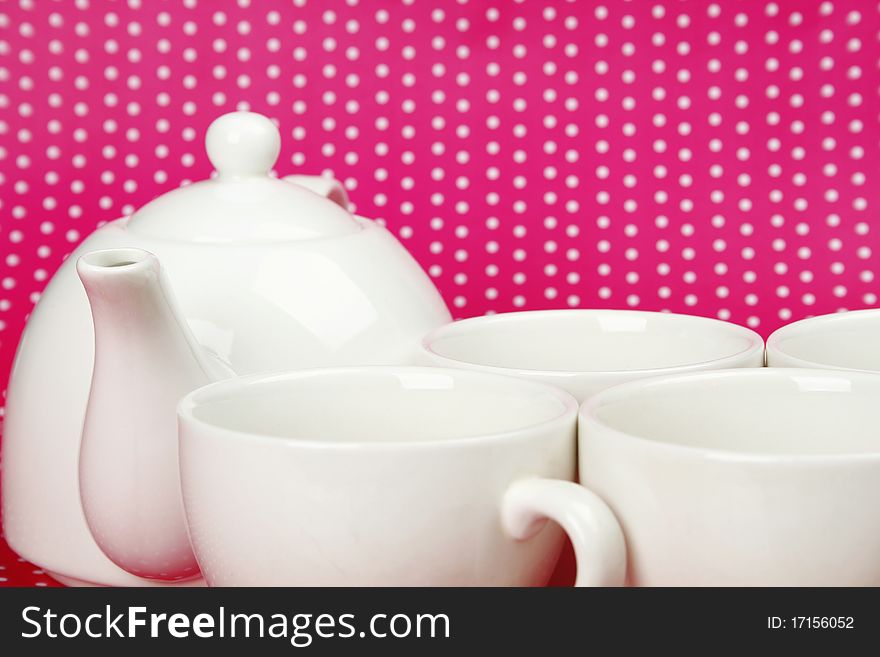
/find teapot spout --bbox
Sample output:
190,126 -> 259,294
76,248 -> 229,581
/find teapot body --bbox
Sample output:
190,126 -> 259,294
2,216 -> 450,587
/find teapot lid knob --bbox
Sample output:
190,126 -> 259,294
205,111 -> 281,177
127,110 -> 360,242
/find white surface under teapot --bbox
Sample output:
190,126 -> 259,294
1,111 -> 451,587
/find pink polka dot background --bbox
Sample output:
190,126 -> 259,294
0,1 -> 878,585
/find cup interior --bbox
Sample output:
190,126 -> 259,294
585,370 -> 880,456
181,368 -> 573,444
423,310 -> 760,373
768,311 -> 880,371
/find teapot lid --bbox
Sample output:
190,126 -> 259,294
125,112 -> 360,243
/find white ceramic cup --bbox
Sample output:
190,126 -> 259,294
417,310 -> 764,402
767,308 -> 880,371
579,367 -> 880,586
178,367 -> 625,586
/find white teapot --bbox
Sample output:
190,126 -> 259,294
2,111 -> 451,586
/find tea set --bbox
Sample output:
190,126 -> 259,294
3,111 -> 880,587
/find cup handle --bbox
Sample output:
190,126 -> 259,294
502,478 -> 626,587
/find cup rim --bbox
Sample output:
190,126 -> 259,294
420,309 -> 765,378
579,367 -> 880,463
766,308 -> 880,372
178,365 -> 579,450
